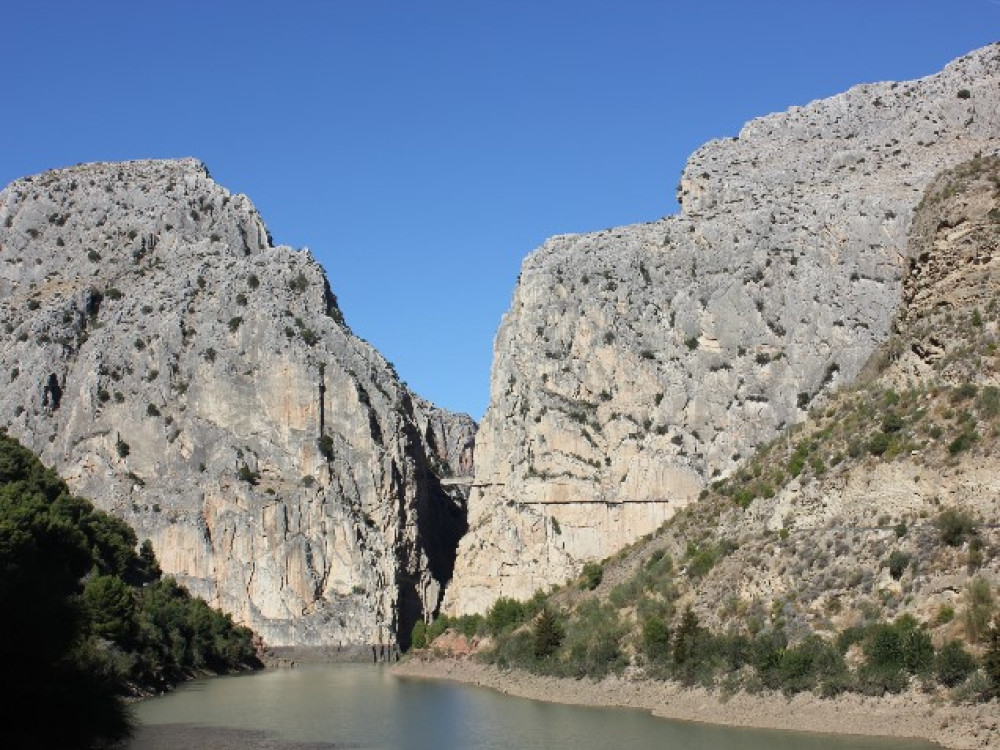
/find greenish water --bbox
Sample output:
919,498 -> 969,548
131,665 -> 940,750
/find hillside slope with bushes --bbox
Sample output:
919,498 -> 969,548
0,431 -> 261,749
414,155 -> 1000,708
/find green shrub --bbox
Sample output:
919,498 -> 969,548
561,600 -> 627,679
486,597 -> 528,637
935,640 -> 976,687
900,625 -> 934,675
935,508 -> 977,546
887,550 -> 911,580
83,574 -> 138,644
732,487 -> 755,508
952,382 -> 978,402
533,608 -> 564,659
855,662 -> 908,695
410,619 -> 428,649
868,432 -> 890,456
580,561 -> 603,590
881,411 -> 904,433
317,434 -> 334,461
777,636 -> 848,696
964,576 -> 995,642
608,577 -> 642,608
862,622 -> 905,670
641,616 -> 671,663
948,431 -> 978,455
237,464 -> 259,485
486,629 -> 535,671
426,615 -> 450,643
685,539 -> 736,579
671,607 -> 707,681
936,605 -> 955,624
452,613 -> 484,639
299,327 -> 319,346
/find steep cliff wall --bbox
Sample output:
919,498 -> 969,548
446,45 -> 1000,615
619,154 -> 1000,641
0,158 -> 475,648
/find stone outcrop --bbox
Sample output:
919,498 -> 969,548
445,45 -> 1000,615
672,154 -> 1000,637
882,154 -> 1000,387
0,158 -> 475,648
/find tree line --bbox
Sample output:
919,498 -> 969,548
0,432 -> 261,749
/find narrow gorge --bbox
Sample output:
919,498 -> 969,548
1,44 -> 999,651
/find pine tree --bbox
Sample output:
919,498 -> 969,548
672,606 -> 700,666
533,607 -> 563,659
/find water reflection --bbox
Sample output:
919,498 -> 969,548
132,664 -> 938,750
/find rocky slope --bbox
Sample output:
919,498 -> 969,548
445,44 -> 1000,615
546,151 -> 1000,656
409,156 -> 1000,749
0,158 -> 475,648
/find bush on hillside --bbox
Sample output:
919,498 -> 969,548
0,432 -> 260,748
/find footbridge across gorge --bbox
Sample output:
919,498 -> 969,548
438,476 -> 684,505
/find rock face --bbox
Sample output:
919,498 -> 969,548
677,153 -> 1000,637
884,153 -> 1000,388
0,158 -> 475,648
445,44 -> 1000,615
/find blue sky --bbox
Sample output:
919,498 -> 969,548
3,1 -> 997,419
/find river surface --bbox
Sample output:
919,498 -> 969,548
131,664 -> 939,750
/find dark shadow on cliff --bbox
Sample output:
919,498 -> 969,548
393,395 -> 471,650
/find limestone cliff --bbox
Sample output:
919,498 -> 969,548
0,158 -> 475,648
596,153 -> 1000,641
446,45 -> 1000,615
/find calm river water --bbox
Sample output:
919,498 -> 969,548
131,664 -> 939,750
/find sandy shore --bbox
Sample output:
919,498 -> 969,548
393,656 -> 999,749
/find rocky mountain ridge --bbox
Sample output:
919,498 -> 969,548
562,151 -> 1000,653
445,44 -> 1000,615
4,44 -> 999,653
0,158 -> 474,648
413,155 -> 1000,747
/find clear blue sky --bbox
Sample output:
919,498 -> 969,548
3,1 -> 996,419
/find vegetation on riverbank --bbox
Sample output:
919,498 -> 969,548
418,581 -> 999,701
0,432 -> 261,748
414,159 -> 1000,706
414,374 -> 1000,701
